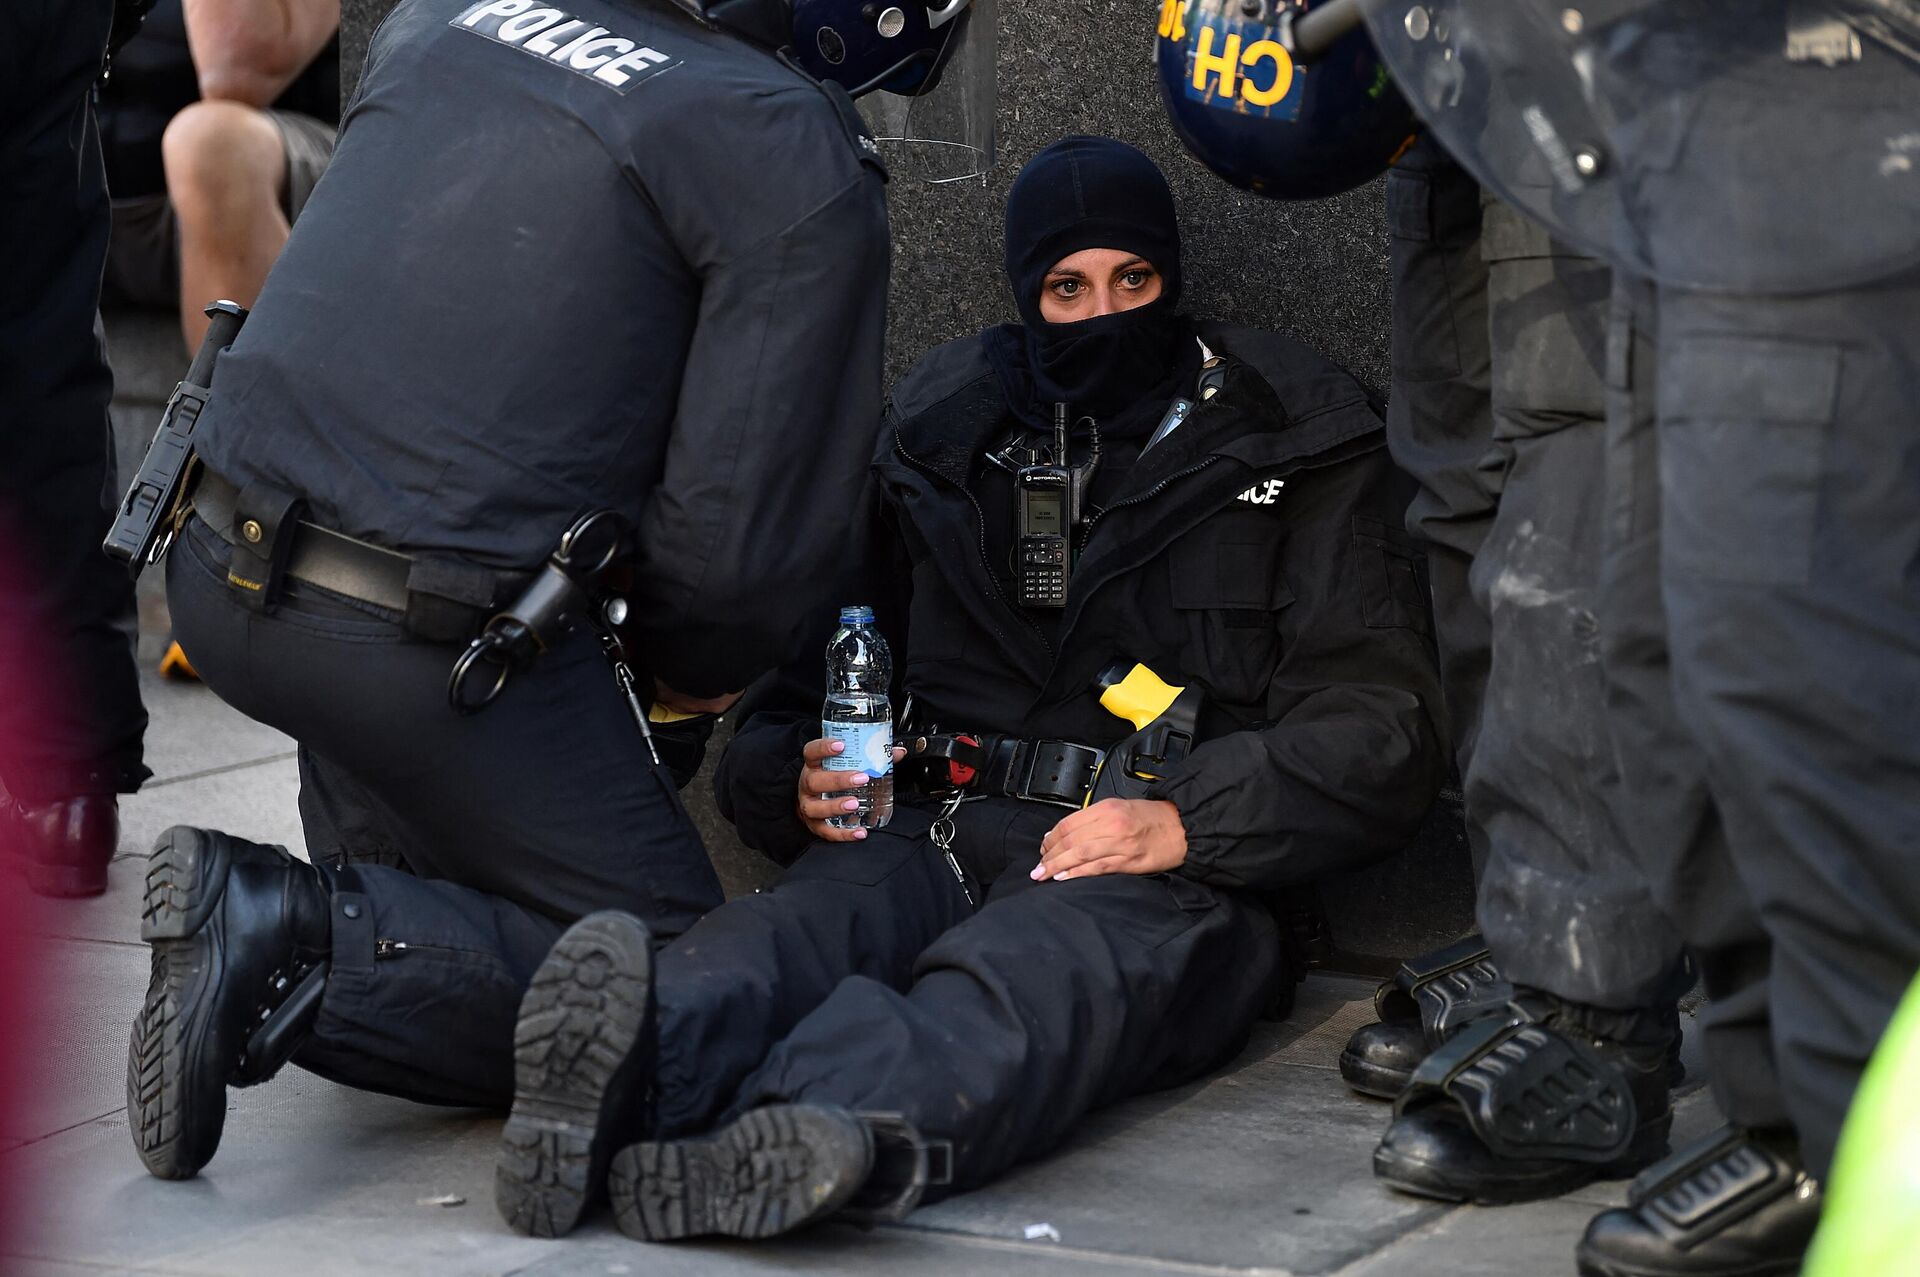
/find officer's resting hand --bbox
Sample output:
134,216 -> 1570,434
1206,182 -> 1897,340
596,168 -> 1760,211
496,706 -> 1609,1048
1033,799 -> 1188,881
797,738 -> 908,844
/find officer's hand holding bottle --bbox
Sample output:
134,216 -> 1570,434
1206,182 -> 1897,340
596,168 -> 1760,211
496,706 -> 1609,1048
802,605 -> 902,842
1032,799 -> 1188,881
796,737 -> 908,843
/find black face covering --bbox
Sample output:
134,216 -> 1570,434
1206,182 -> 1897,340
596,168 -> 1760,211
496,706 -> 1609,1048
1024,298 -> 1192,425
984,136 -> 1197,436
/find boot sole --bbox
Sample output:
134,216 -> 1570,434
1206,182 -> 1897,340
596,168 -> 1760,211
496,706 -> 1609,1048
1374,1120 -> 1672,1207
495,912 -> 654,1239
126,827 -> 234,1180
609,1105 -> 872,1242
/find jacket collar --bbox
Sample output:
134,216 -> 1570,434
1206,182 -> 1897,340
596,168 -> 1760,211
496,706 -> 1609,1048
884,336 -> 1379,493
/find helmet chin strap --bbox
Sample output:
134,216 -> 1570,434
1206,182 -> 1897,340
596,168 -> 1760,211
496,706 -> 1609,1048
666,0 -> 793,50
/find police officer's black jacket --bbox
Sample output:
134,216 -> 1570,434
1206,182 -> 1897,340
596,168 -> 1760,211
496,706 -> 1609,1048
718,322 -> 1448,892
192,0 -> 888,696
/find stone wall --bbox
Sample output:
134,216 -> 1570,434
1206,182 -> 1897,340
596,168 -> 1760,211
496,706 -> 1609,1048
337,0 -> 1472,965
858,1 -> 1392,391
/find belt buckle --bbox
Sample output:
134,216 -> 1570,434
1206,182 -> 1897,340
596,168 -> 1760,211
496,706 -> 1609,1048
1019,740 -> 1102,808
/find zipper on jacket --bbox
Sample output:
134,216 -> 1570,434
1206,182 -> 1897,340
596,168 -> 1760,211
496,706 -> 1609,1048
892,425 -> 1055,656
1077,455 -> 1224,547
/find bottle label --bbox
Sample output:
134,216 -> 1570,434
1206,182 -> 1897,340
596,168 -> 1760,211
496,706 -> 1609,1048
822,720 -> 893,776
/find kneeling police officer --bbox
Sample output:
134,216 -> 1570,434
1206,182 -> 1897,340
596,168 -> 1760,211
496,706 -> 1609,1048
124,0 -> 971,1182
482,137 -> 1449,1241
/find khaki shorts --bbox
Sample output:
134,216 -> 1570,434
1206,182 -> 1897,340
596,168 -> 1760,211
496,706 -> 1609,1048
104,108 -> 337,310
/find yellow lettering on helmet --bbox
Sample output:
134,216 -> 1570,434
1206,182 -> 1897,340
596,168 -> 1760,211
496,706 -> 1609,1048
1191,25 -> 1241,100
1157,0 -> 1185,41
1238,38 -> 1294,107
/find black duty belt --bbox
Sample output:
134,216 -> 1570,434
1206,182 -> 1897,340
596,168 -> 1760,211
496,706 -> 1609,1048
903,732 -> 1105,809
192,469 -> 527,643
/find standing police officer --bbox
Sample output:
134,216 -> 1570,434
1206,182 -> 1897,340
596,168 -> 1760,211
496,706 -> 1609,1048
1350,6 -> 1920,1274
0,0 -> 154,899
125,0 -> 968,1185
1358,138 -> 1692,1205
1152,8 -> 1691,1196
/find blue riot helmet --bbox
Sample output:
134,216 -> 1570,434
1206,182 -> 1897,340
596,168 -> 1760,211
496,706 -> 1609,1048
1156,0 -> 1417,199
791,0 -> 975,97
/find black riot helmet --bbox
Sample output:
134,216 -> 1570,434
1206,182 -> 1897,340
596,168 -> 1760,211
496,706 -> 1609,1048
790,0 -> 976,97
1156,0 -> 1416,199
669,0 -> 975,97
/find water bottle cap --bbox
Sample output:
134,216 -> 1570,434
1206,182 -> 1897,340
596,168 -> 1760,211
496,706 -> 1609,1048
839,605 -> 875,624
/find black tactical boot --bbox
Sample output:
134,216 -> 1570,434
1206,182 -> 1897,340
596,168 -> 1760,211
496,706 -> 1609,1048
495,910 -> 657,1238
1373,992 -> 1675,1205
1341,934 -> 1509,1098
1576,1128 -> 1819,1277
127,827 -> 332,1180
609,1105 -> 947,1242
1341,937 -> 1687,1100
4,791 -> 120,899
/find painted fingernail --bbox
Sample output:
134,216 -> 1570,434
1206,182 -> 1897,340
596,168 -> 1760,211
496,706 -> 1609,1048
842,799 -> 860,811
829,741 -> 846,753
850,774 -> 869,786
854,828 -> 869,839
1030,864 -> 1046,880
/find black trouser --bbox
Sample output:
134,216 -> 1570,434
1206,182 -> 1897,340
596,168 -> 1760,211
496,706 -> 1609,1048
651,800 -> 1284,1196
1599,269 -> 1920,1178
0,0 -> 148,803
1384,135 -> 1499,849
166,515 -> 724,1105
1384,137 -> 1685,1009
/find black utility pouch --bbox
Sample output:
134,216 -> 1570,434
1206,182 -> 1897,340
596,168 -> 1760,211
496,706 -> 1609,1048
226,480 -> 305,614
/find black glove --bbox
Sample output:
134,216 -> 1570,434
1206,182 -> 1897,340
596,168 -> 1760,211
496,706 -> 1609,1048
650,712 -> 718,790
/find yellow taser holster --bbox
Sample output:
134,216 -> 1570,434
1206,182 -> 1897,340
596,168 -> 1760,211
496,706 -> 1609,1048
1084,663 -> 1204,806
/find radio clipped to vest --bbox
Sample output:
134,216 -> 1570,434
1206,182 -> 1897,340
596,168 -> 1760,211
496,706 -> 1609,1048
103,300 -> 248,577
1014,403 -> 1101,609
1010,344 -> 1226,609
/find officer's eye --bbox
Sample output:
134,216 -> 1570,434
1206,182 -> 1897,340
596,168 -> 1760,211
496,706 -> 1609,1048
1049,278 -> 1083,298
1118,268 -> 1154,290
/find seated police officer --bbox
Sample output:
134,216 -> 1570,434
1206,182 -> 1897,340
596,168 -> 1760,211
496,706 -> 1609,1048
123,0 -> 973,1183
482,136 -> 1449,1241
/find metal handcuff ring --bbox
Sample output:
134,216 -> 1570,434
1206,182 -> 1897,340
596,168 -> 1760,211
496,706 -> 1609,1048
446,509 -> 633,715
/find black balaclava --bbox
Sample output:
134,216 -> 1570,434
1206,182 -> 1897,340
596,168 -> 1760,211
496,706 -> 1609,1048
984,136 -> 1196,436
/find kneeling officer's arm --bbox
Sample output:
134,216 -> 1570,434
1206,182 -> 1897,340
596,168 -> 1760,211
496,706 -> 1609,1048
619,140 -> 890,700
1143,449 -> 1447,893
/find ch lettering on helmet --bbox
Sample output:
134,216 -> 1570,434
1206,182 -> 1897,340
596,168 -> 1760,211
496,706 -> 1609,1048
1158,1 -> 1303,119
1236,477 -> 1286,506
451,0 -> 683,93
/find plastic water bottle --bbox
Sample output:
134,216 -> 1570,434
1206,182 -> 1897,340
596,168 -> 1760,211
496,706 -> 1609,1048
823,604 -> 893,830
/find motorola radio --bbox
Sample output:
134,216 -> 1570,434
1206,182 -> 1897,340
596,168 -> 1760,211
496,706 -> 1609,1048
1014,403 -> 1100,609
